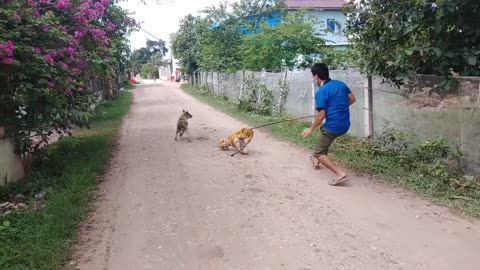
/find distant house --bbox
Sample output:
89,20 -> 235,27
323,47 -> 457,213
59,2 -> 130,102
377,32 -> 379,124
208,0 -> 349,49
208,11 -> 283,35
285,0 -> 349,49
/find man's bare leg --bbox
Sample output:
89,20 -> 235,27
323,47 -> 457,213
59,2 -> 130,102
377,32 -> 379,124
310,155 -> 322,170
318,155 -> 347,185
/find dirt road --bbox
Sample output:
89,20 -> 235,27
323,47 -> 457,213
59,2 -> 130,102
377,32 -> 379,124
70,83 -> 480,270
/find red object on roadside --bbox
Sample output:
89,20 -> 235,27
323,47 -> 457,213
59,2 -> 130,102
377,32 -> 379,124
129,79 -> 136,84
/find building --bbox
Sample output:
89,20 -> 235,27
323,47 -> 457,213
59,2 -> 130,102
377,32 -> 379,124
209,1 -> 349,49
285,0 -> 349,49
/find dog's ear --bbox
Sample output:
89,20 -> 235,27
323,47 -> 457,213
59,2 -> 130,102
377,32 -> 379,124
182,109 -> 185,113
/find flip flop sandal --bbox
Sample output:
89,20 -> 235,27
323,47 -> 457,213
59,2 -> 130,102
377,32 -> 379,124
328,175 -> 348,186
310,155 -> 321,170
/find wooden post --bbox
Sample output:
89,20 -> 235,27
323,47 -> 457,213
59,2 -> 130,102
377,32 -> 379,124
364,75 -> 374,138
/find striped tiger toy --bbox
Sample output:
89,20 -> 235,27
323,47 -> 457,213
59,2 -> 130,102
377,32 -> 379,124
218,127 -> 254,155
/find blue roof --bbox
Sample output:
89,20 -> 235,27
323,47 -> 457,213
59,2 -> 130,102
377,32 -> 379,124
208,22 -> 221,30
208,11 -> 283,35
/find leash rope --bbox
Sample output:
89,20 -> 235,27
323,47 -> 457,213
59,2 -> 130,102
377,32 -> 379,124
250,115 -> 315,130
230,114 -> 315,157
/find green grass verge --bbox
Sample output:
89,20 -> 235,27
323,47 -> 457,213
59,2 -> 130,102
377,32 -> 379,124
182,84 -> 480,218
0,91 -> 133,270
121,81 -> 136,91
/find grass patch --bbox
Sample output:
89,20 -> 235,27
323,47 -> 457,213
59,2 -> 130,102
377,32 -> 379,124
0,91 -> 133,270
182,84 -> 480,218
121,80 -> 136,91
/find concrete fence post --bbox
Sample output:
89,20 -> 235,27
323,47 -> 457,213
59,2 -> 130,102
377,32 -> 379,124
364,75 -> 374,138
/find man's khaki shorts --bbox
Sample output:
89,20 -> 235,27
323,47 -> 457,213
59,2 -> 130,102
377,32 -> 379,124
313,127 -> 339,157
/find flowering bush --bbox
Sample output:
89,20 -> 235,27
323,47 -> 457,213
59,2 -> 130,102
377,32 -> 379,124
0,0 -> 139,170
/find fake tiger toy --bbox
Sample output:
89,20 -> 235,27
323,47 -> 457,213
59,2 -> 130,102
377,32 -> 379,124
218,127 -> 254,155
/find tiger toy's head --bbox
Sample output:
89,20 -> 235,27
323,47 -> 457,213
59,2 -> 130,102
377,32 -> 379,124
240,128 -> 254,139
218,138 -> 230,150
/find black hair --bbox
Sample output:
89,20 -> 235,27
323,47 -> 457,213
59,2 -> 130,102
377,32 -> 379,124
311,63 -> 329,80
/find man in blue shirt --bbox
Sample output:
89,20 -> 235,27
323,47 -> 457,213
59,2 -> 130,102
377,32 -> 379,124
302,63 -> 356,186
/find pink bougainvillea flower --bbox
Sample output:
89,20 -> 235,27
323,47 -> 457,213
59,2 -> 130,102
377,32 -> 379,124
107,22 -> 116,31
56,0 -> 70,10
2,58 -> 14,64
27,0 -> 37,7
34,48 -> 41,54
59,25 -> 68,34
61,62 -> 69,70
42,25 -> 49,32
45,55 -> 54,65
48,82 -> 56,88
0,41 -> 15,57
90,29 -> 107,42
74,30 -> 86,39
14,13 -> 21,21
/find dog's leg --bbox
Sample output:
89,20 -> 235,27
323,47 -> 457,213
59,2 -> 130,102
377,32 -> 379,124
185,129 -> 192,142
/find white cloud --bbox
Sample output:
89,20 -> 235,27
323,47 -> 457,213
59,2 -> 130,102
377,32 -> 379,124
119,0 -> 235,52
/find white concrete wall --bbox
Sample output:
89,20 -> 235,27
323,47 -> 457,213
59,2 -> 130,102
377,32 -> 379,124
0,138 -> 25,186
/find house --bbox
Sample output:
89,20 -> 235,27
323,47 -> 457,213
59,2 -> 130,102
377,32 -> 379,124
285,0 -> 349,49
208,11 -> 283,34
208,0 -> 349,49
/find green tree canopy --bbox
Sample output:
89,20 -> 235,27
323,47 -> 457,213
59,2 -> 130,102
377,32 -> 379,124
240,12 -> 326,71
345,0 -> 480,86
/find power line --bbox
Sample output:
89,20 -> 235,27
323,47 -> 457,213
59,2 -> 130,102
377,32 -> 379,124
140,27 -> 163,41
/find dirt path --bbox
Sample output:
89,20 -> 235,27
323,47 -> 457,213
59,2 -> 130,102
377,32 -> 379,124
69,83 -> 480,270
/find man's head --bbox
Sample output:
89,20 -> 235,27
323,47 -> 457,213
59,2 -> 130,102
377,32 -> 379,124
311,63 -> 330,87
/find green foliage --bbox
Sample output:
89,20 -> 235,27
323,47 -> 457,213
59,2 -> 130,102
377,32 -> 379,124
0,0 -> 138,173
129,38 -> 167,76
320,48 -> 358,70
234,75 -> 274,115
172,0 -> 331,73
240,12 -> 326,71
140,63 -> 159,79
201,21 -> 242,71
171,15 -> 209,75
345,0 -> 480,86
0,92 -> 132,269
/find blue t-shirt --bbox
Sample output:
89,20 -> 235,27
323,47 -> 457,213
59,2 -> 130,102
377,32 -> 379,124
315,79 -> 351,136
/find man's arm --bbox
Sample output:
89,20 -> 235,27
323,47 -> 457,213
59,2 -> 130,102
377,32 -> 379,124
348,93 -> 356,106
310,110 -> 326,131
302,109 -> 325,138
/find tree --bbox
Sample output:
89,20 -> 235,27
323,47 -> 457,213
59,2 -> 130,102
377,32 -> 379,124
0,0 -> 138,171
130,37 -> 167,75
240,12 -> 326,70
171,15 -> 208,75
345,0 -> 480,87
146,39 -> 168,56
200,20 -> 242,71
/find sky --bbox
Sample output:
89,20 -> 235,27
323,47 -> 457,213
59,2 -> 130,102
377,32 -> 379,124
119,0 -> 236,53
